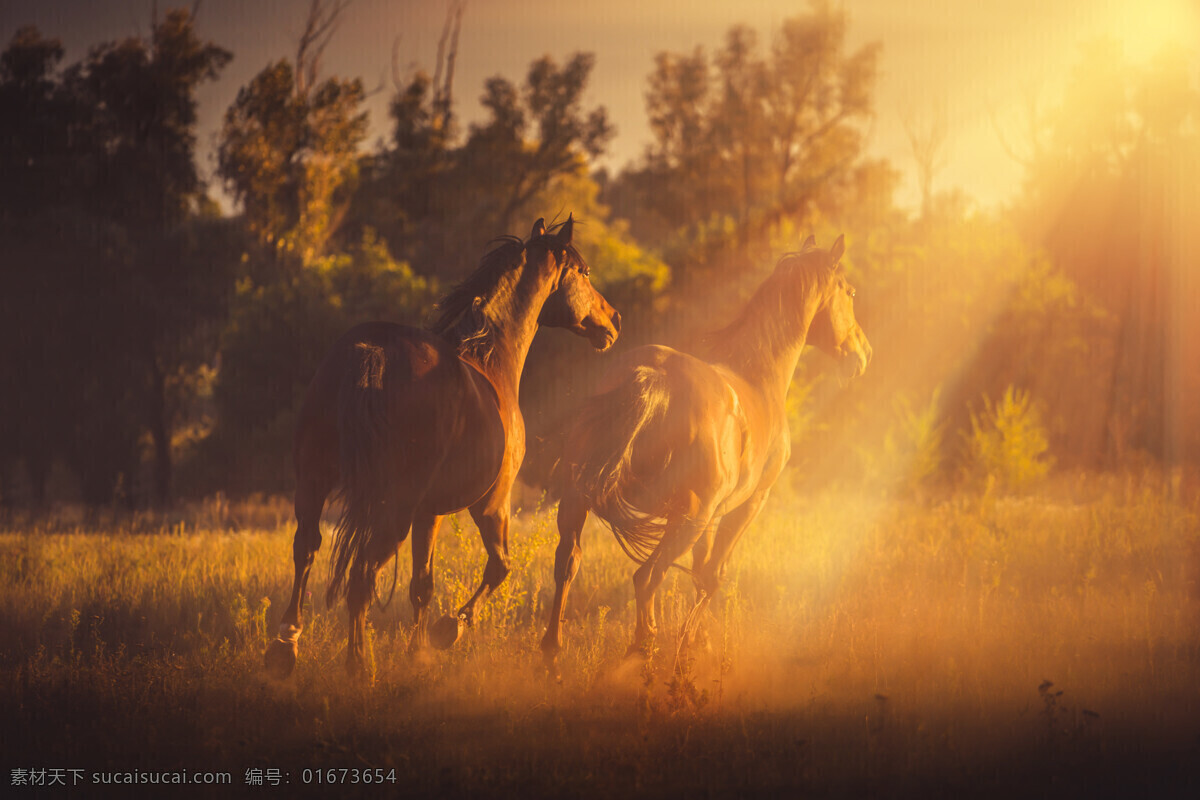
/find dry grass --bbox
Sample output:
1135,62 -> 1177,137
2,475 -> 1198,797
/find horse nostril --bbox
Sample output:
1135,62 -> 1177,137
612,310 -> 622,333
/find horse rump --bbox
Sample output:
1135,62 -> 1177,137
562,365 -> 671,563
326,343 -> 398,605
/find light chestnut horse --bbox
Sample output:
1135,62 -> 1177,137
265,217 -> 621,677
541,235 -> 870,669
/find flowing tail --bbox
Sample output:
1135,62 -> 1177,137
563,366 -> 671,563
326,343 -> 394,605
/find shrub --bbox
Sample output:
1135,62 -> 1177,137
965,385 -> 1052,492
876,389 -> 945,494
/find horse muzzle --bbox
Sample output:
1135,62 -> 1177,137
840,333 -> 871,381
587,310 -> 621,351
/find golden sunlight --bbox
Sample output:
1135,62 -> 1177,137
1108,0 -> 1199,61
4,2 -> 1200,796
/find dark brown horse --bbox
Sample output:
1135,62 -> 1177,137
541,235 -> 870,669
265,216 -> 620,677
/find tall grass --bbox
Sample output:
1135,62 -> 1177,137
1,476 -> 1197,797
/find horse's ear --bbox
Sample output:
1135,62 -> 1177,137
802,234 -> 816,250
557,214 -> 574,246
830,234 -> 845,264
530,218 -> 547,240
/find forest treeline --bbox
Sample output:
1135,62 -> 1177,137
1,2 -> 1197,509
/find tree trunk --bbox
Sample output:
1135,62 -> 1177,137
149,360 -> 172,507
26,451 -> 49,514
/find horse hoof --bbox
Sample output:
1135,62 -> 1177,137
623,638 -> 654,662
428,614 -> 463,650
540,647 -> 561,679
264,639 -> 298,678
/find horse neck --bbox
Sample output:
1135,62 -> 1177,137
722,286 -> 823,401
474,266 -> 554,400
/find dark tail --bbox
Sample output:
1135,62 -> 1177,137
326,343 -> 393,606
563,366 -> 671,564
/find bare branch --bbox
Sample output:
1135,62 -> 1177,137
900,99 -> 950,219
988,103 -> 1028,168
432,0 -> 465,125
296,0 -> 352,98
431,5 -> 450,97
988,82 -> 1048,170
390,35 -> 404,92
441,1 -> 465,104
363,70 -> 387,100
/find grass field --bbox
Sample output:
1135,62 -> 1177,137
2,473 -> 1198,797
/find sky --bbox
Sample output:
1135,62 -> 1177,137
3,0 -> 1198,212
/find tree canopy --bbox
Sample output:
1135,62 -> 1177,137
2,2 -> 1196,510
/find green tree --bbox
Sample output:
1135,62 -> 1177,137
459,52 -> 614,234
613,1 -> 879,255
0,27 -> 81,218
73,10 -> 232,505
351,42 -> 614,278
67,10 -> 231,232
200,230 -> 432,494
348,1 -> 463,272
0,12 -> 232,507
205,1 -> 448,495
217,59 -> 367,267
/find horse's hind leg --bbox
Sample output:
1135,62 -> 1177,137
361,500 -> 421,674
345,508 -> 412,677
629,491 -> 718,659
408,511 -> 444,653
265,468 -> 335,678
540,488 -> 588,673
345,560 -> 381,678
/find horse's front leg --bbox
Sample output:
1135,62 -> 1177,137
457,496 -> 512,627
693,489 -> 770,599
265,471 -> 334,678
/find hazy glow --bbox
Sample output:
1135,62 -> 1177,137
1108,0 -> 1199,61
3,0 -> 1198,212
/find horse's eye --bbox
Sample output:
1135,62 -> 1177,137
848,288 -> 856,299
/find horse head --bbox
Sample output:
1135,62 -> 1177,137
531,215 -> 622,351
806,234 -> 872,380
